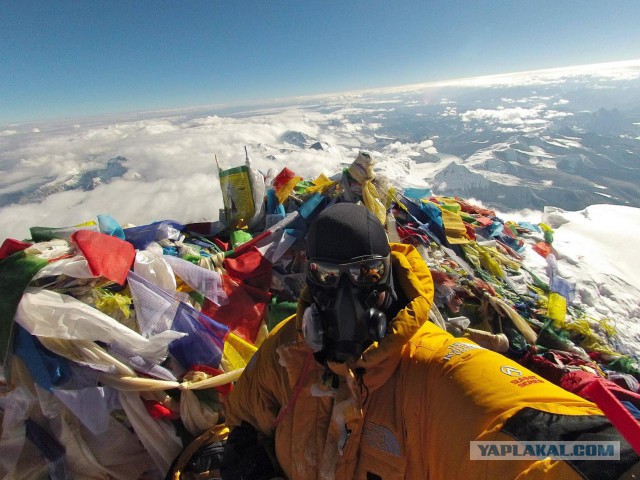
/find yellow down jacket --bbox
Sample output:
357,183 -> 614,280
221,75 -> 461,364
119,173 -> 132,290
224,243 -> 638,479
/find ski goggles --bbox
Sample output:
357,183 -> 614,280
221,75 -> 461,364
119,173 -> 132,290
306,255 -> 391,287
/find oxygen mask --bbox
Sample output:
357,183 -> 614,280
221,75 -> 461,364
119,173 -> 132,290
304,255 -> 391,363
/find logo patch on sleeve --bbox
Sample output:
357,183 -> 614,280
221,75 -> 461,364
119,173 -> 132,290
442,342 -> 483,361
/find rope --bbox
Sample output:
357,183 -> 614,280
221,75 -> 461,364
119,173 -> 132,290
272,350 -> 314,429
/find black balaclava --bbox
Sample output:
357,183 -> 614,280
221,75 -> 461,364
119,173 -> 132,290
304,202 -> 395,363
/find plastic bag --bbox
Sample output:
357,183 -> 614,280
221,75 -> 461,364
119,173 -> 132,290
15,288 -> 184,365
134,249 -> 177,291
218,162 -> 255,230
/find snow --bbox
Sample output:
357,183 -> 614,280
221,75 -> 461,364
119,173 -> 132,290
498,204 -> 640,356
540,206 -> 640,290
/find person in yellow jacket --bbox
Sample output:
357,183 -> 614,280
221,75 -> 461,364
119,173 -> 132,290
221,202 -> 639,480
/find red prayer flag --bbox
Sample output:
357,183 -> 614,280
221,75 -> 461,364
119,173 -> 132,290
464,223 -> 476,241
143,399 -> 179,420
272,167 -> 296,191
532,241 -> 553,258
579,374 -> 640,455
71,230 -> 135,285
0,238 -> 32,261
502,224 -> 517,239
223,246 -> 272,290
201,277 -> 271,343
475,216 -> 494,227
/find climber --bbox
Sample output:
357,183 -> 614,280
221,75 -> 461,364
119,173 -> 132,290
221,202 -> 639,479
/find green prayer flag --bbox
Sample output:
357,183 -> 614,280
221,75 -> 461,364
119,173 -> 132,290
0,251 -> 49,362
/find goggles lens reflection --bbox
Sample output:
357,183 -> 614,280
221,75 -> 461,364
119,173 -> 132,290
306,256 -> 390,287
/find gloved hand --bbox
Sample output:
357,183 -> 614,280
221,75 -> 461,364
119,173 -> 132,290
221,422 -> 283,480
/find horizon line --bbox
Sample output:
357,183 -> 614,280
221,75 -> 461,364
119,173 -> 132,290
4,57 -> 639,129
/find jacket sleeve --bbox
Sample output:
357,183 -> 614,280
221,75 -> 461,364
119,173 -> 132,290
224,320 -> 291,433
403,321 -> 638,480
390,242 -> 434,309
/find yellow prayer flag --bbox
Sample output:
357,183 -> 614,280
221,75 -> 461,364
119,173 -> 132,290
547,292 -> 567,323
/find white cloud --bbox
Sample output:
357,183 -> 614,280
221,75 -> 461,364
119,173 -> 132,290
433,59 -> 640,88
543,110 -> 573,119
439,106 -> 457,117
0,104 -> 395,240
460,106 -> 547,125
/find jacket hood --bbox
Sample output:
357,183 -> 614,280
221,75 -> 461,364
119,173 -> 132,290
295,242 -> 434,392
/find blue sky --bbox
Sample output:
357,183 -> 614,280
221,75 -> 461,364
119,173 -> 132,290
2,0 -> 639,125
